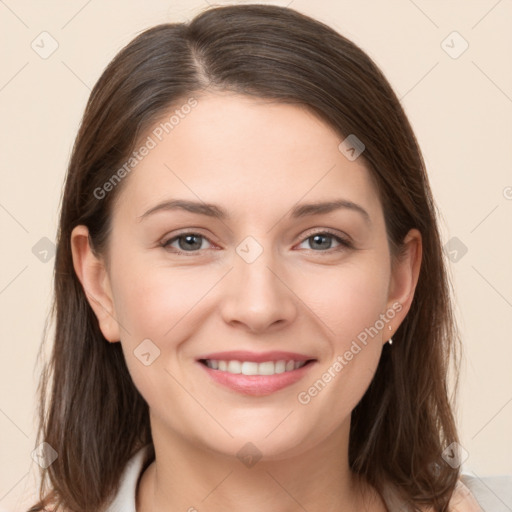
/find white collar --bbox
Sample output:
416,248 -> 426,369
105,444 -> 152,512
104,445 -> 504,512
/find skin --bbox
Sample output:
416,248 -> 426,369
71,91 -> 422,512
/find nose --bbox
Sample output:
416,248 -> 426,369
219,243 -> 298,334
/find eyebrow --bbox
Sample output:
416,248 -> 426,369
137,198 -> 371,225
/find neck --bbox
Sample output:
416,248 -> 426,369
136,415 -> 387,512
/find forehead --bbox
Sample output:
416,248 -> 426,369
113,92 -> 382,224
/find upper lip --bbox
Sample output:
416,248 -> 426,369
197,351 -> 316,363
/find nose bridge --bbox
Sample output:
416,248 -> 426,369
220,234 -> 296,331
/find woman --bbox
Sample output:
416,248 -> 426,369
29,4 -> 489,511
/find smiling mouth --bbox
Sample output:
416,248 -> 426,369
199,359 -> 316,376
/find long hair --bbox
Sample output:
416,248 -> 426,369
29,4 -> 461,511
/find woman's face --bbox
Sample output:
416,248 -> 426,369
73,91 -> 420,461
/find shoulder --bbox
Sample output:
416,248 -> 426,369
381,475 -> 512,512
451,474 -> 512,512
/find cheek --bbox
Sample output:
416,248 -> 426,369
108,257 -> 226,390
292,261 -> 389,413
297,259 -> 390,343
110,254 -> 206,342
109,264 -> 199,412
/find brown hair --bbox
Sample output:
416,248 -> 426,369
29,4 -> 461,511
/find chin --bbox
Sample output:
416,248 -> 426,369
201,426 -> 321,464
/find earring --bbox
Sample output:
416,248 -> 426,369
388,325 -> 393,345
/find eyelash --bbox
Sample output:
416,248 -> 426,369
160,229 -> 353,256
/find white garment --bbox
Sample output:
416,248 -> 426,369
459,474 -> 512,511
105,445 -> 512,511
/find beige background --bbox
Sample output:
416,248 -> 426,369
1,0 -> 511,510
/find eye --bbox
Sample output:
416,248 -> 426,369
161,233 -> 213,255
161,229 -> 353,256
296,230 -> 353,252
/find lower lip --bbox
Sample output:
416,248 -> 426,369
198,361 -> 316,396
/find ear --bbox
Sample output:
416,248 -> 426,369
385,228 -> 422,342
70,225 -> 120,343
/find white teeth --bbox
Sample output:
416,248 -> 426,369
227,360 -> 241,373
274,360 -> 286,374
257,361 -> 275,376
241,361 -> 259,375
204,359 -> 308,376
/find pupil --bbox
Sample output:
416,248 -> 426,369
312,234 -> 330,249
180,235 -> 201,251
